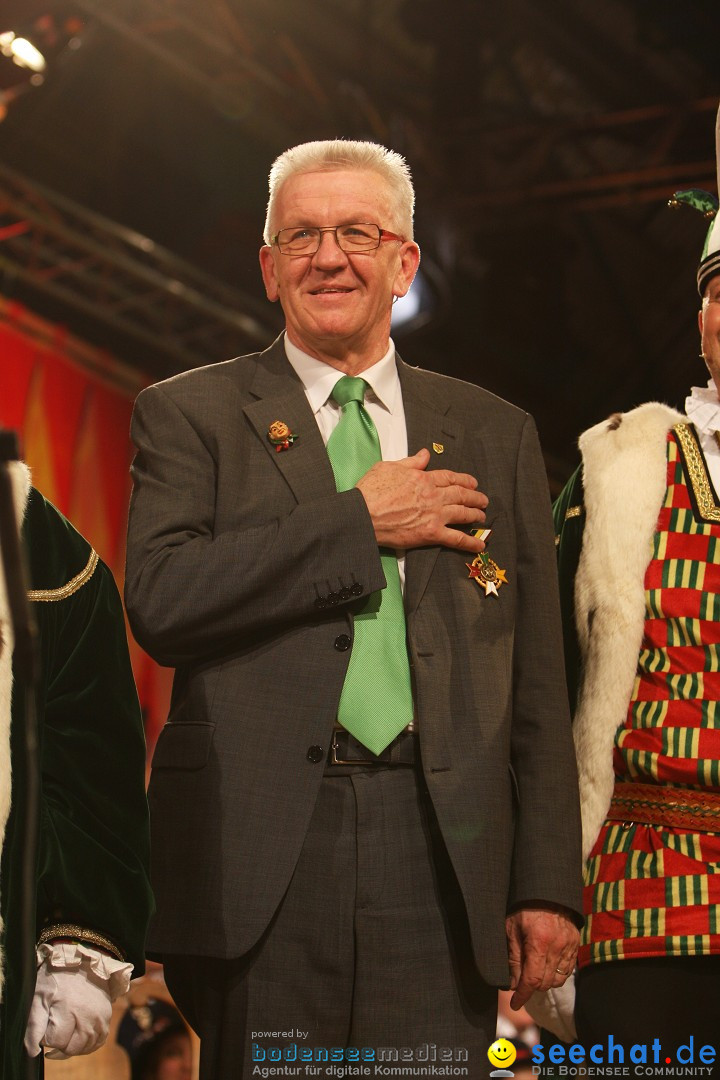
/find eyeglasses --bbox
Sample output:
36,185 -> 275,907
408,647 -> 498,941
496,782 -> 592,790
272,223 -> 404,256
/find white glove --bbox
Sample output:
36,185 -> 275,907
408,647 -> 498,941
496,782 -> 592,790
24,941 -> 133,1059
526,972 -> 578,1044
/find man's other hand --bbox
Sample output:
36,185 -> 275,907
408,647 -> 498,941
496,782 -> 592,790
356,448 -> 489,552
505,904 -> 580,1010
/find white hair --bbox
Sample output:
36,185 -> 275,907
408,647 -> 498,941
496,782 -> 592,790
263,139 -> 415,245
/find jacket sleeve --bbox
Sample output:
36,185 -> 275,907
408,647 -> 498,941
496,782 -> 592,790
507,417 -> 584,920
125,382 -> 386,667
27,497 -> 153,973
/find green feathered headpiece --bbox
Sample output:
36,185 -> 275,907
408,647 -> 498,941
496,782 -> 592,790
668,104 -> 720,296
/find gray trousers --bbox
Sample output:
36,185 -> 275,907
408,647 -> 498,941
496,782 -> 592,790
164,764 -> 497,1079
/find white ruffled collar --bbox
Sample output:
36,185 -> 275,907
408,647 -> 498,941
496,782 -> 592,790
685,379 -> 720,437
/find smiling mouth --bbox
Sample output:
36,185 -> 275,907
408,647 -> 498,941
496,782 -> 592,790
309,286 -> 354,295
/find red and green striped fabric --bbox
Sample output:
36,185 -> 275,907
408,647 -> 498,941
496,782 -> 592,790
581,428 -> 720,967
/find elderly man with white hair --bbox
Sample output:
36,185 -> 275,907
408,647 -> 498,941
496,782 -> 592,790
126,138 -> 582,1078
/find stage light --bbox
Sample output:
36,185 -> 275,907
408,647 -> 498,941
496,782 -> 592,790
391,268 -> 437,332
8,36 -> 47,72
392,278 -> 423,328
0,14 -> 85,118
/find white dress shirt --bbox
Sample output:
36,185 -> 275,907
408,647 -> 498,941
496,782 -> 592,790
685,379 -> 720,494
284,334 -> 408,586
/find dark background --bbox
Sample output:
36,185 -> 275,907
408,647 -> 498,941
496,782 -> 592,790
1,0 -> 718,490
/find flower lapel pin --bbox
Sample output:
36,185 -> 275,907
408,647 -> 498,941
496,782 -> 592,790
466,528 -> 508,597
267,420 -> 298,452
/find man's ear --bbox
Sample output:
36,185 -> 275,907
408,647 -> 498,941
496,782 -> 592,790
699,306 -> 704,336
392,242 -> 421,300
259,246 -> 280,302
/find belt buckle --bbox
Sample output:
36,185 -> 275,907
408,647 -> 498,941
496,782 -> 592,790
329,730 -> 381,766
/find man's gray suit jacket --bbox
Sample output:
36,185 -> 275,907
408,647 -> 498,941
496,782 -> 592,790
125,336 -> 582,988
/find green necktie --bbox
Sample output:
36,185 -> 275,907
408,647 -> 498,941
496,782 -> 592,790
326,375 -> 414,755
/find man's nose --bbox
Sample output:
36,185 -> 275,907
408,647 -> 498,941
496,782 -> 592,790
312,229 -> 349,267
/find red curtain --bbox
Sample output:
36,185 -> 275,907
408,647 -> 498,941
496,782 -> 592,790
0,300 -> 172,753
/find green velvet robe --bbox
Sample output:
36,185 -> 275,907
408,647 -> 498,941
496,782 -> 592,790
552,465 -> 585,718
0,487 -> 153,1080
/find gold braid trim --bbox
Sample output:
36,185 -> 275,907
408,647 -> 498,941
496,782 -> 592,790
28,549 -> 99,602
38,923 -> 126,961
674,423 -> 720,522
556,504 -> 582,544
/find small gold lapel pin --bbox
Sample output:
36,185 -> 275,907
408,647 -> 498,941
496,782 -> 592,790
267,420 -> 298,452
466,528 -> 508,597
432,442 -> 444,454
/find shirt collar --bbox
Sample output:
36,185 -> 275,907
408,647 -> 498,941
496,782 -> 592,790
284,334 -> 400,415
685,379 -> 720,436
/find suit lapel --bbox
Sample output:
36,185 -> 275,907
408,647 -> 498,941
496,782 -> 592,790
398,360 -> 465,615
243,343 -> 468,611
243,338 -> 338,504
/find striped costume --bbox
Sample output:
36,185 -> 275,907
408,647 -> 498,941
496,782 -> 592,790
582,425 -> 720,966
526,402 -> 720,1044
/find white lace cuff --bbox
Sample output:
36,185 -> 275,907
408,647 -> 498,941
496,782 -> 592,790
37,942 -> 133,1000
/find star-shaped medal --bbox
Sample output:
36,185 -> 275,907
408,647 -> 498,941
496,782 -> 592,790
466,530 -> 508,597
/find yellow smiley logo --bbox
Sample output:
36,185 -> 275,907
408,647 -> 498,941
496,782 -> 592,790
488,1039 -> 517,1070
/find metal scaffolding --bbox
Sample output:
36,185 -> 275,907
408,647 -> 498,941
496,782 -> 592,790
0,162 -> 280,374
453,98 -> 719,217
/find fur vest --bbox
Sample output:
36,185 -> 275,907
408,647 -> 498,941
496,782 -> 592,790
573,402 -> 683,860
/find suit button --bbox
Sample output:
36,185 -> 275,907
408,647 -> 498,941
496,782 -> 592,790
334,634 -> 351,651
307,745 -> 324,763
315,596 -> 327,610
351,583 -> 363,596
327,591 -> 340,606
339,586 -> 352,601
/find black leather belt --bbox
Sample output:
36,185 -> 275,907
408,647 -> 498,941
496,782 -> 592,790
327,728 -> 418,767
